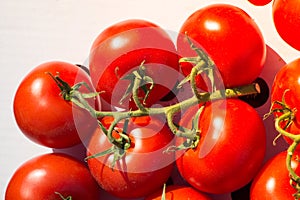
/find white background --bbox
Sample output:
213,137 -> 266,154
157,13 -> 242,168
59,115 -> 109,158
1,0 -> 299,199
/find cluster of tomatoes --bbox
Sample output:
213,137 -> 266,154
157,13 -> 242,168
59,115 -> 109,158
5,1 -> 300,200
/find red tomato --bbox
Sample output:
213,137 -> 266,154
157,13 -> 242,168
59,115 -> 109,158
5,153 -> 101,200
89,19 -> 180,111
145,185 -> 212,200
247,0 -> 272,6
271,58 -> 300,146
177,4 -> 266,88
86,116 -> 175,199
250,151 -> 300,199
176,99 -> 266,194
13,61 -> 100,148
273,0 -> 300,50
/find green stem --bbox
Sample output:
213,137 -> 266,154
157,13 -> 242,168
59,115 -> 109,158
51,69 -> 259,149
179,56 -> 200,64
287,141 -> 300,199
161,184 -> 166,200
55,192 -> 72,200
287,141 -> 299,183
273,109 -> 300,197
275,112 -> 298,141
96,82 -> 259,117
70,82 -> 259,146
49,65 -> 260,150
69,90 -> 98,118
132,71 -> 148,112
190,60 -> 206,100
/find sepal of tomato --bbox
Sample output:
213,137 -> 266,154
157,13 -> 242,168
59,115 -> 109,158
176,99 -> 266,194
13,61 -> 100,148
86,115 -> 175,199
5,153 -> 101,200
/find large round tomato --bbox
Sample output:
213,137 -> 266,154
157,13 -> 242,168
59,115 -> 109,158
177,4 -> 266,88
250,151 -> 300,199
13,61 -> 100,148
271,58 -> 300,146
176,99 -> 266,194
145,185 -> 212,200
89,19 -> 180,111
86,116 -> 175,199
5,153 -> 101,200
273,0 -> 300,51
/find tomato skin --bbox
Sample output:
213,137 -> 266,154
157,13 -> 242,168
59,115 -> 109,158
248,0 -> 272,6
177,4 -> 266,88
272,58 -> 300,112
13,61 -> 100,148
145,185 -> 212,200
271,58 -> 300,146
176,99 -> 266,194
273,0 -> 300,51
89,19 -> 180,111
86,116 -> 175,199
5,153 -> 101,200
250,151 -> 300,200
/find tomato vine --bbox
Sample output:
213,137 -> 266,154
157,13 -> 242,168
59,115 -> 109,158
50,46 -> 259,152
